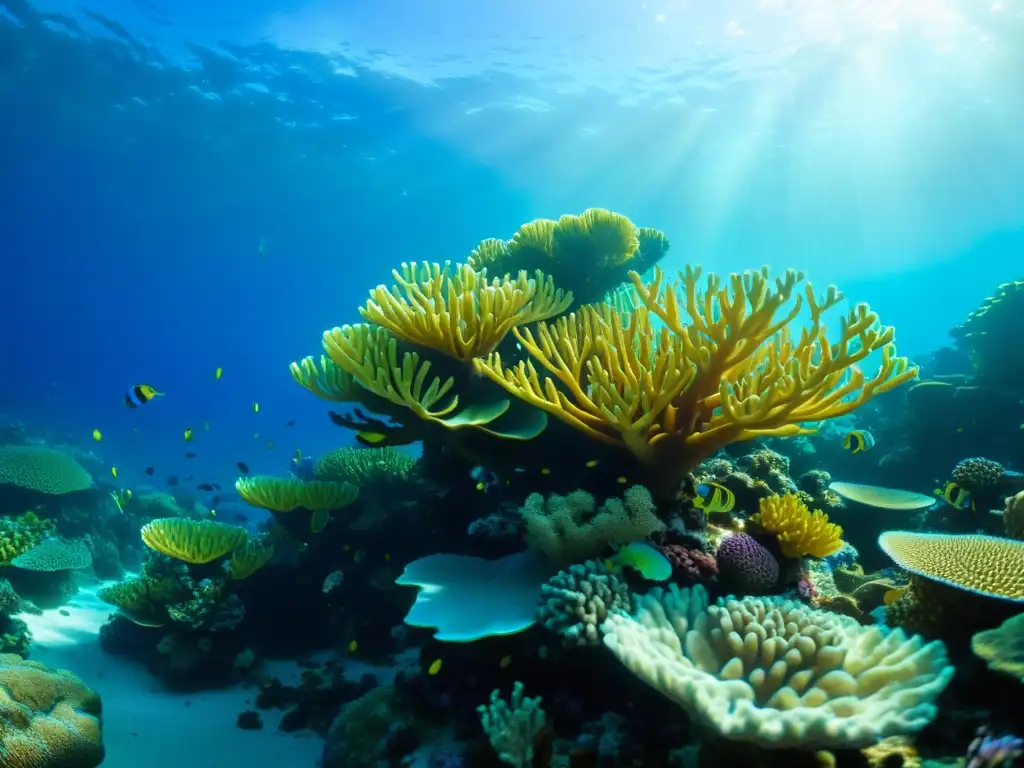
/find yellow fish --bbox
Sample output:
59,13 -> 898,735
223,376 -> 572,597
617,476 -> 628,484
842,430 -> 876,454
124,384 -> 162,408
355,431 -> 388,446
883,586 -> 909,606
427,659 -> 442,676
183,428 -> 193,442
110,467 -> 118,478
934,481 -> 974,512
214,367 -> 223,380
92,429 -> 102,442
585,459 -> 599,468
253,402 -> 259,413
694,481 -> 735,514
348,640 -> 358,653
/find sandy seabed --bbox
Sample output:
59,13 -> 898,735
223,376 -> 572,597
18,585 -> 324,768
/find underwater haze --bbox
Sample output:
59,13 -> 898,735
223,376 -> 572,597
1,0 -> 1023,766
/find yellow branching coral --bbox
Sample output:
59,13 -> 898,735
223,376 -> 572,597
359,262 -> 572,362
879,531 -> 1024,602
234,476 -> 359,513
475,265 -> 916,495
229,541 -> 275,580
756,494 -> 843,559
141,518 -> 249,565
467,237 -> 509,271
289,354 -> 362,402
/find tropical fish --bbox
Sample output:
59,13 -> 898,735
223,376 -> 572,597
471,466 -> 501,493
616,476 -> 628,484
124,384 -> 162,408
167,475 -> 179,487
693,481 -> 735,514
236,461 -> 250,474
92,429 -> 102,442
110,488 -> 132,514
110,467 -> 117,478
883,585 -> 909,606
603,541 -> 672,582
214,367 -> 223,380
185,452 -> 197,459
500,655 -> 512,669
842,429 -> 875,454
355,431 -> 388,446
197,483 -> 214,491
322,570 -> 344,594
253,402 -> 259,413
183,428 -> 193,442
347,640 -> 357,653
828,481 -> 935,510
934,481 -> 974,512
585,459 -> 600,468
144,466 -> 155,475
427,659 -> 442,676
286,419 -> 296,427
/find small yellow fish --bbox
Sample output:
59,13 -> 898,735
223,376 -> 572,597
92,429 -> 102,442
253,402 -> 259,413
183,428 -> 193,442
585,459 -> 599,468
214,367 -> 223,380
883,586 -> 909,606
111,467 -> 118,478
694,481 -> 735,514
348,640 -> 358,653
540,468 -> 551,476
842,430 -> 876,454
617,476 -> 628,484
475,481 -> 486,492
934,481 -> 974,512
356,431 -> 388,446
427,658 -> 442,676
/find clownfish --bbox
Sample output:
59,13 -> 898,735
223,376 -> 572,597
124,384 -> 162,408
694,481 -> 735,514
842,429 -> 875,454
934,481 -> 974,513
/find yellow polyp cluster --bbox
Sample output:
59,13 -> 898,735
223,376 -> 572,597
360,262 -> 572,362
756,494 -> 843,559
473,264 -> 917,495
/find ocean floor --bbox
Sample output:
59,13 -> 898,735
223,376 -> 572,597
18,584 -> 325,768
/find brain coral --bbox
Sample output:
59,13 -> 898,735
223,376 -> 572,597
602,584 -> 954,749
0,654 -> 104,767
878,531 -> 1024,602
715,533 -> 779,594
0,447 -> 92,494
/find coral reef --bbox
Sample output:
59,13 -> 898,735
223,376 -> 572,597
715,533 -> 779,594
537,560 -> 630,646
754,494 -> 843,559
0,445 -> 93,494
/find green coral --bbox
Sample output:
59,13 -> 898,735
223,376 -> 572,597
314,446 -> 417,486
0,446 -> 93,494
478,681 -> 546,768
11,539 -> 92,571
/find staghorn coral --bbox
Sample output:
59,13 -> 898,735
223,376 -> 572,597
601,583 -> 954,749
360,262 -> 573,362
755,494 -> 843,559
313,446 -> 416,486
537,560 -> 630,646
971,612 -> 1024,682
0,654 -> 104,767
141,518 -> 249,565
0,446 -> 92,494
715,533 -> 779,594
520,485 -> 664,565
478,681 -> 546,768
878,530 -> 1024,602
474,265 -> 916,498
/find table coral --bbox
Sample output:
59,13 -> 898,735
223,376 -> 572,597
0,446 -> 92,494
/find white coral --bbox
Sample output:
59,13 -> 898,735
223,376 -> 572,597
602,584 -> 954,749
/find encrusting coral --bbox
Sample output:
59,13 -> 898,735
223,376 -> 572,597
359,261 -> 573,362
474,264 -> 916,497
0,653 -> 104,767
601,583 -> 954,749
755,494 -> 843,559
520,485 -> 663,565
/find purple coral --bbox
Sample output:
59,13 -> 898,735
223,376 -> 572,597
966,728 -> 1023,768
715,534 -> 779,594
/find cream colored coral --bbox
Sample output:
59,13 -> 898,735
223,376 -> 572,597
601,584 -> 954,749
1004,491 -> 1024,539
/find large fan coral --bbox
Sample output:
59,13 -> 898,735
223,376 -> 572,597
475,265 -> 916,496
602,584 -> 953,749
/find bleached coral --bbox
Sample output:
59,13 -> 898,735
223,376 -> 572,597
602,584 -> 954,749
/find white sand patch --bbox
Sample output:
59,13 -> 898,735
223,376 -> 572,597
17,585 -> 324,768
